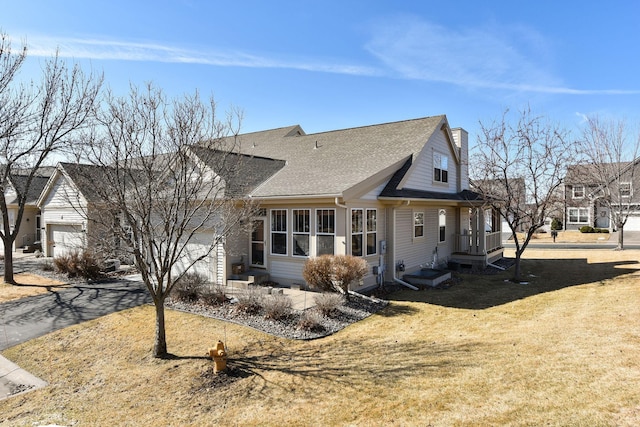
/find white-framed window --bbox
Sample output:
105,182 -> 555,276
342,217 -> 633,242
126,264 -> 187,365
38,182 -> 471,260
414,212 -> 424,238
352,208 -> 377,256
270,209 -> 287,255
316,209 -> 335,256
620,182 -> 632,198
351,209 -> 364,256
568,207 -> 589,224
366,209 -> 377,256
434,153 -> 448,183
292,209 -> 310,257
438,209 -> 446,242
572,185 -> 585,199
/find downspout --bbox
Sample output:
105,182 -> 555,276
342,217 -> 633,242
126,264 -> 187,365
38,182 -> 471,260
392,200 -> 418,291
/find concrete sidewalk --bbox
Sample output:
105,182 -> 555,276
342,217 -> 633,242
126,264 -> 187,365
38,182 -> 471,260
0,353 -> 47,401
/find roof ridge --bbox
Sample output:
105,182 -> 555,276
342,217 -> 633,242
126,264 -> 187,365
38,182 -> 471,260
300,115 -> 445,137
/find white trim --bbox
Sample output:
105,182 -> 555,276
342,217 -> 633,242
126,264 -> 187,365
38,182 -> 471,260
292,208 -> 311,258
315,208 -> 336,256
269,208 -> 288,256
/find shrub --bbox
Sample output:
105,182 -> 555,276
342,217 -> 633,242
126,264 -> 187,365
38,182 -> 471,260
332,255 -> 368,299
40,260 -> 55,272
53,250 -> 103,280
263,294 -> 293,320
235,288 -> 263,314
302,254 -> 369,298
296,310 -> 324,332
551,218 -> 563,231
200,285 -> 227,306
313,292 -> 345,317
172,272 -> 207,303
579,226 -> 595,233
302,255 -> 334,292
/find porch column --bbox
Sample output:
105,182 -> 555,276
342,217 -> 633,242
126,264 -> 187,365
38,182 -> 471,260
477,208 -> 486,254
469,208 -> 479,255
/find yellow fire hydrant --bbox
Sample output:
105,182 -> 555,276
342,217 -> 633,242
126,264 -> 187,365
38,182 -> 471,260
209,340 -> 227,373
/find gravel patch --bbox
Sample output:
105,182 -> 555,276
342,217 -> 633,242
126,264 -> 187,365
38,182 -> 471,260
167,292 -> 389,340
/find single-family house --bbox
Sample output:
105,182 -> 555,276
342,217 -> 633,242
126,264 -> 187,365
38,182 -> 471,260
564,160 -> 640,231
36,115 -> 503,292
1,168 -> 54,253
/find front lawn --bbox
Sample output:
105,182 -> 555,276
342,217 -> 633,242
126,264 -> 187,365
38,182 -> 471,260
1,248 -> 639,426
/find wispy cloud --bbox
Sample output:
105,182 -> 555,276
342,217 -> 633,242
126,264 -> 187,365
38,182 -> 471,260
364,16 -> 640,95
24,35 -> 380,77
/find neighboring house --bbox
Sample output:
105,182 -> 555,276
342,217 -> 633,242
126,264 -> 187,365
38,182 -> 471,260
36,163 -> 117,259
564,161 -> 640,231
1,168 -> 54,253
36,115 -> 504,292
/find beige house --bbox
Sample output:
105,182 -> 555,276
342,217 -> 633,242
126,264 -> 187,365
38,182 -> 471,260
190,115 -> 502,291
35,115 -> 503,291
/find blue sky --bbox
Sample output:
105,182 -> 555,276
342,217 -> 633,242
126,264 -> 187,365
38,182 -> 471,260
3,0 -> 640,145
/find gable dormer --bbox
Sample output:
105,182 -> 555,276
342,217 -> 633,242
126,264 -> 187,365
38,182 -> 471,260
396,120 -> 466,194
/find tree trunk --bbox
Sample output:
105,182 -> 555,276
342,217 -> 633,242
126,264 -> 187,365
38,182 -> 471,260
3,240 -> 15,284
617,225 -> 624,250
153,297 -> 168,358
513,251 -> 523,283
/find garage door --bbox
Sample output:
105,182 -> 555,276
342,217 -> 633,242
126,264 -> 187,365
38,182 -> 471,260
49,224 -> 84,257
624,214 -> 640,231
173,231 -> 217,282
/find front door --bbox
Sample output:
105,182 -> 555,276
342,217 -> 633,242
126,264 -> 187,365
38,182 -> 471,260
250,218 -> 266,268
596,206 -> 610,229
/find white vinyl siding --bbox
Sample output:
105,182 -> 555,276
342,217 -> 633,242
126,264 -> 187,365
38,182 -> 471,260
215,243 -> 225,285
269,260 -> 304,283
395,207 -> 454,273
403,130 -> 457,193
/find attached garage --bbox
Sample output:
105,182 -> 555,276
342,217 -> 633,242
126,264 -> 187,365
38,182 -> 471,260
47,224 -> 84,258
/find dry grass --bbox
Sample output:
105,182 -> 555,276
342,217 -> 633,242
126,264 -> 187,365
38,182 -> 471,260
0,273 -> 67,303
518,230 -> 613,243
1,249 -> 640,426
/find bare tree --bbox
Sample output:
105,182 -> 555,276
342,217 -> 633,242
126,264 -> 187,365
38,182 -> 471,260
471,107 -> 574,281
0,33 -> 102,283
77,84 -> 256,358
574,116 -> 640,250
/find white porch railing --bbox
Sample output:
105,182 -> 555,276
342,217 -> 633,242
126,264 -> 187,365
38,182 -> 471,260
453,231 -> 502,254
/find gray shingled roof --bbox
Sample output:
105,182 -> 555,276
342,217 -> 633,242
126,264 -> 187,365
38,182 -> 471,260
214,116 -> 446,198
58,162 -> 116,203
8,175 -> 52,205
187,146 -> 286,196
